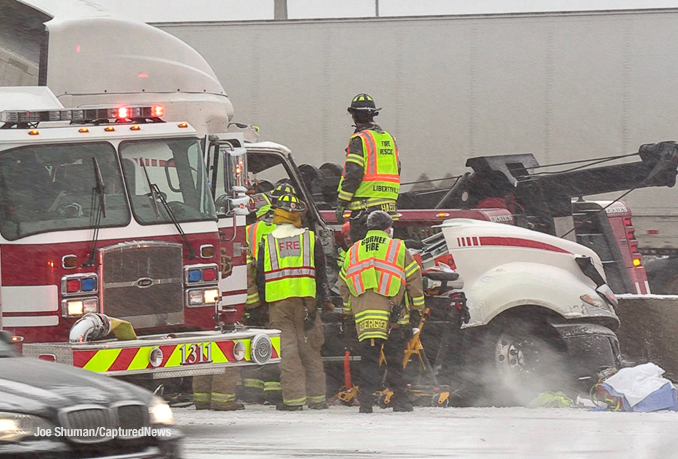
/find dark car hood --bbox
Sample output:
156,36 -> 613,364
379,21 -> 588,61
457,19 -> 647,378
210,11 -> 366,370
0,356 -> 153,418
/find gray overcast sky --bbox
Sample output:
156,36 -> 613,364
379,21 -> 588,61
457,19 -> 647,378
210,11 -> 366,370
84,0 -> 678,22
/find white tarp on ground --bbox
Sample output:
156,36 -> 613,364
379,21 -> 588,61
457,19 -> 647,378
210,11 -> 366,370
602,363 -> 678,412
604,363 -> 674,407
174,404 -> 678,458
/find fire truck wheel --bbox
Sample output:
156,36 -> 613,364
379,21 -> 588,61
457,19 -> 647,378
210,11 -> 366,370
473,318 -> 571,407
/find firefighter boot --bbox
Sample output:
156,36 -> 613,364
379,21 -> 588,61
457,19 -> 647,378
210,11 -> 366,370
358,390 -> 374,414
308,401 -> 329,410
276,403 -> 303,411
392,393 -> 413,412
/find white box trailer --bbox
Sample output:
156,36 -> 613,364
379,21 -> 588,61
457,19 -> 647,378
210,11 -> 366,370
155,10 -> 678,255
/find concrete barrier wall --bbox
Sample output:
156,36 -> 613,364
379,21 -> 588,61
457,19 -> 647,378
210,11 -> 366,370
616,295 -> 678,380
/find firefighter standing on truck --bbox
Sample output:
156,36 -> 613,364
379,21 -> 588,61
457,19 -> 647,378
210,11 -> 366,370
336,93 -> 401,242
337,210 -> 425,413
241,183 -> 297,405
249,192 -> 334,410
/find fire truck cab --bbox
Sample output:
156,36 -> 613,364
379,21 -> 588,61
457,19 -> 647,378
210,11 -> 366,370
0,87 -> 279,378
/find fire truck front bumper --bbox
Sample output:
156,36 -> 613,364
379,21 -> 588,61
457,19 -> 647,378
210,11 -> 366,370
22,328 -> 281,378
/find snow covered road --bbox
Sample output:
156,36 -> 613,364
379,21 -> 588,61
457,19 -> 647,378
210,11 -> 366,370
174,404 -> 678,458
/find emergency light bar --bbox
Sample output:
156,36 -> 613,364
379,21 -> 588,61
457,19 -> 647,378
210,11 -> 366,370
0,105 -> 165,124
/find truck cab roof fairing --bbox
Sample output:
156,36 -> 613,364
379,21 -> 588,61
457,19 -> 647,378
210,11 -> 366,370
42,17 -> 228,98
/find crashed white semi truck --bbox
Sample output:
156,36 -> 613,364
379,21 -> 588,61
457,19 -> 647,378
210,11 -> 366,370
153,7 -> 678,294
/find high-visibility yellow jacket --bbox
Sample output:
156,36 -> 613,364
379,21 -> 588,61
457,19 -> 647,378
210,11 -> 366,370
245,220 -> 276,307
337,125 -> 400,211
246,220 -> 276,264
261,229 -> 316,303
250,193 -> 272,219
337,230 -> 425,341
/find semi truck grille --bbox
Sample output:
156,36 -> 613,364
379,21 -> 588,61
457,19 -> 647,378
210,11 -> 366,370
100,241 -> 184,328
59,407 -> 113,444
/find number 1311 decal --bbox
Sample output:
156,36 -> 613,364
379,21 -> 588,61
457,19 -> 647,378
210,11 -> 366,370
180,342 -> 213,365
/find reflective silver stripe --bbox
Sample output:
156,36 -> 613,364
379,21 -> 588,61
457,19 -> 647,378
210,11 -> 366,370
346,259 -> 403,278
302,231 -> 311,267
355,310 -> 390,320
386,240 -> 399,263
378,273 -> 391,295
360,131 -> 377,175
264,268 -> 316,281
267,234 -> 279,271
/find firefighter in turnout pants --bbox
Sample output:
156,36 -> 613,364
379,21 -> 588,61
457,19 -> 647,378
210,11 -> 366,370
193,186 -> 299,410
250,192 -> 334,410
192,368 -> 242,411
240,184 -> 297,405
337,211 -> 425,413
336,93 -> 401,242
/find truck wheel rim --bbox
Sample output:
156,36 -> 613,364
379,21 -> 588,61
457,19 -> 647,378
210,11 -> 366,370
495,335 -> 541,377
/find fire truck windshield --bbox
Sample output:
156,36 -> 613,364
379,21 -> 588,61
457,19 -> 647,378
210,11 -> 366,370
0,142 -> 130,241
119,138 -> 216,224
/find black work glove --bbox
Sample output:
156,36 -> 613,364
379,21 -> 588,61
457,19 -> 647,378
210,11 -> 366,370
335,205 -> 346,224
246,304 -> 269,327
402,325 -> 414,342
457,301 -> 471,324
409,310 -> 422,328
304,308 -> 318,332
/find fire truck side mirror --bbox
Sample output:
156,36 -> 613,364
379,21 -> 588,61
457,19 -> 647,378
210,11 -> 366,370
220,146 -> 250,217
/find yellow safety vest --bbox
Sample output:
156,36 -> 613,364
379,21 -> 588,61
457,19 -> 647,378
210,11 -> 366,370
344,230 -> 406,298
337,247 -> 347,268
246,220 -> 276,264
262,230 -> 316,303
338,130 -> 400,208
251,193 -> 272,219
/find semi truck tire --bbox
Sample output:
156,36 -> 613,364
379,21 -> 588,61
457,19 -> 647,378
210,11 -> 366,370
468,318 -> 572,407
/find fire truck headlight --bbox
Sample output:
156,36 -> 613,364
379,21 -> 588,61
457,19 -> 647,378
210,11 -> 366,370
66,300 -> 83,317
62,298 -> 99,318
204,289 -> 219,304
149,397 -> 174,426
83,298 -> 99,314
188,290 -> 204,306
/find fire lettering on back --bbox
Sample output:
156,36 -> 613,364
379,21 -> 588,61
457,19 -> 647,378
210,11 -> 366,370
277,237 -> 301,257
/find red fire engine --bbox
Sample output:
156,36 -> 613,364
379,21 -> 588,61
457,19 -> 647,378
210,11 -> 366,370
0,87 -> 278,378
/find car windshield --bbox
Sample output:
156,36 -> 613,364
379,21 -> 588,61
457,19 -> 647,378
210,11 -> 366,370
120,138 -> 216,224
0,142 -> 129,240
